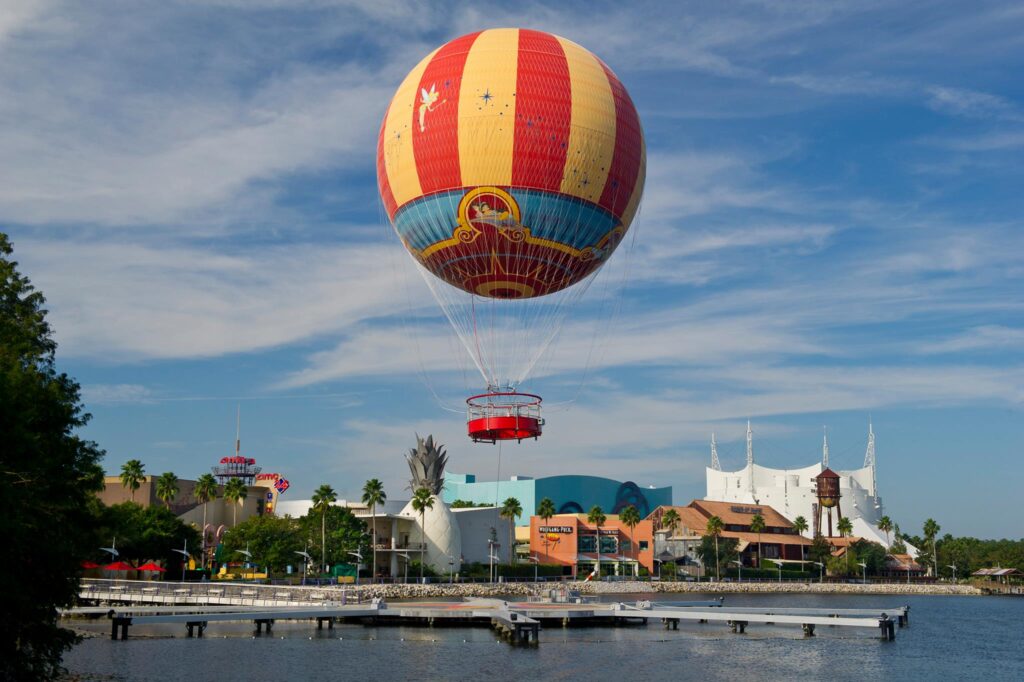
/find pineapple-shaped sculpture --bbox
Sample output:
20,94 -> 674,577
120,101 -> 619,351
401,434 -> 461,574
406,434 -> 448,494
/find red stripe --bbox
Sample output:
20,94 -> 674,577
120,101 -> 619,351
376,102 -> 397,220
512,30 -> 571,191
597,61 -> 643,218
412,31 -> 481,194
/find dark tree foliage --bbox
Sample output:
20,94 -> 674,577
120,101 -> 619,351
92,502 -> 200,569
298,506 -> 371,570
0,234 -> 105,680
222,514 -> 304,573
697,535 -> 739,571
808,534 -> 833,565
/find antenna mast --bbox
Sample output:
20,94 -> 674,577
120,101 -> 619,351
822,426 -> 829,468
746,420 -> 755,497
235,405 -> 241,458
710,433 -> 721,471
863,420 -> 878,503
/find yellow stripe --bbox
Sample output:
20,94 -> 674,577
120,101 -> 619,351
620,129 -> 646,227
458,28 -> 519,187
383,47 -> 438,207
557,36 -> 616,203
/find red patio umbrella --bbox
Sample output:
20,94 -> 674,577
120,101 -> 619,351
136,562 -> 166,572
81,560 -> 100,569
104,561 -> 135,571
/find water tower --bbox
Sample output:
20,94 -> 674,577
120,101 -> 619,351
814,468 -> 842,537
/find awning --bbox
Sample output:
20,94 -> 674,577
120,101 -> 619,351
104,561 -> 135,571
136,562 -> 166,572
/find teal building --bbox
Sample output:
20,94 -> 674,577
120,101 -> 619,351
442,473 -> 672,527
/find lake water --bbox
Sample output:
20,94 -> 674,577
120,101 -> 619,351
64,592 -> 1024,680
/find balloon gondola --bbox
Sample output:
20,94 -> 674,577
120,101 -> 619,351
377,28 -> 645,442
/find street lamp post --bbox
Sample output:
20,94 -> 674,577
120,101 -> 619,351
947,564 -> 957,584
448,555 -> 455,584
100,537 -> 119,561
692,557 -> 703,582
527,554 -> 539,583
730,559 -> 742,582
857,561 -> 867,584
776,560 -> 782,583
489,553 -> 500,583
812,561 -> 824,583
349,551 -> 363,587
171,539 -> 190,583
295,548 -> 312,586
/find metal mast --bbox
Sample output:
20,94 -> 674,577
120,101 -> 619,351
235,405 -> 241,459
822,426 -> 829,468
710,433 -> 721,471
746,420 -> 755,497
863,420 -> 878,504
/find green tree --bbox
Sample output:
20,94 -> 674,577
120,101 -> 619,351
537,497 -> 556,561
223,477 -> 247,527
792,515 -> 809,536
411,487 -> 435,579
878,515 -> 893,548
311,484 -> 338,573
923,518 -> 941,577
1,233 -> 106,679
620,505 -> 642,574
698,535 -> 739,577
705,515 -> 724,580
362,479 -> 386,582
297,506 -> 370,573
451,499 -> 482,508
155,471 -> 179,509
661,508 -> 680,536
500,497 -> 523,565
587,505 -> 607,578
119,459 -> 146,502
837,516 -> 854,572
95,502 -> 200,569
809,534 -> 832,572
193,473 -> 219,569
749,513 -> 766,567
223,513 -> 302,575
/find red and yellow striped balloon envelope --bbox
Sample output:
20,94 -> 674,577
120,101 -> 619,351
377,28 -> 645,300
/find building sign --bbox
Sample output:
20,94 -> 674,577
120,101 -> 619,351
730,505 -> 763,515
274,478 -> 290,494
598,528 -> 619,535
539,526 -> 574,534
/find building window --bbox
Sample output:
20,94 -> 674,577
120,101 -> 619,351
578,535 -> 596,553
599,536 -> 617,555
639,541 -> 649,551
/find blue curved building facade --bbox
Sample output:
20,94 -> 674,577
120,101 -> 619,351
442,473 -> 672,527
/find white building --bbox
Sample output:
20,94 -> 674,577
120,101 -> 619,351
705,422 -> 900,549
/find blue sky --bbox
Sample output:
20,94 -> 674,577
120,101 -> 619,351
3,1 -> 1022,538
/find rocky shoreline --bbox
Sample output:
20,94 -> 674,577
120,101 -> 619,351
332,580 -> 983,600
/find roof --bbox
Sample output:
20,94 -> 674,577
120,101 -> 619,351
817,467 -> 840,479
886,553 -> 924,570
972,567 -> 1023,577
683,499 -> 796,529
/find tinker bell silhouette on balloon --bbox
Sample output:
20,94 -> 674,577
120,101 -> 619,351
418,84 -> 446,132
471,201 -> 526,239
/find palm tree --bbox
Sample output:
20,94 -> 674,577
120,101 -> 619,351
706,515 -> 724,580
223,477 -> 247,527
537,497 -> 556,561
500,497 -> 523,565
793,515 -> 809,536
119,459 -> 145,502
311,484 -> 338,573
411,487 -> 434,580
362,479 -> 386,583
194,473 -> 218,570
923,518 -> 941,578
878,516 -> 893,548
837,516 -> 854,574
749,513 -> 766,568
587,505 -> 607,579
619,505 -> 641,576
661,508 -> 680,537
155,471 -> 179,509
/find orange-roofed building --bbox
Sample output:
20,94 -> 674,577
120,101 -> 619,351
528,513 -> 654,578
648,499 -> 812,569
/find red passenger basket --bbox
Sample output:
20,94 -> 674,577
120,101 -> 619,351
466,392 -> 543,443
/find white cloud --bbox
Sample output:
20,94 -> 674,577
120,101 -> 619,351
81,383 -> 154,405
922,325 -> 1024,354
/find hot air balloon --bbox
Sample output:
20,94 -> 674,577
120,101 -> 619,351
377,28 -> 645,443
